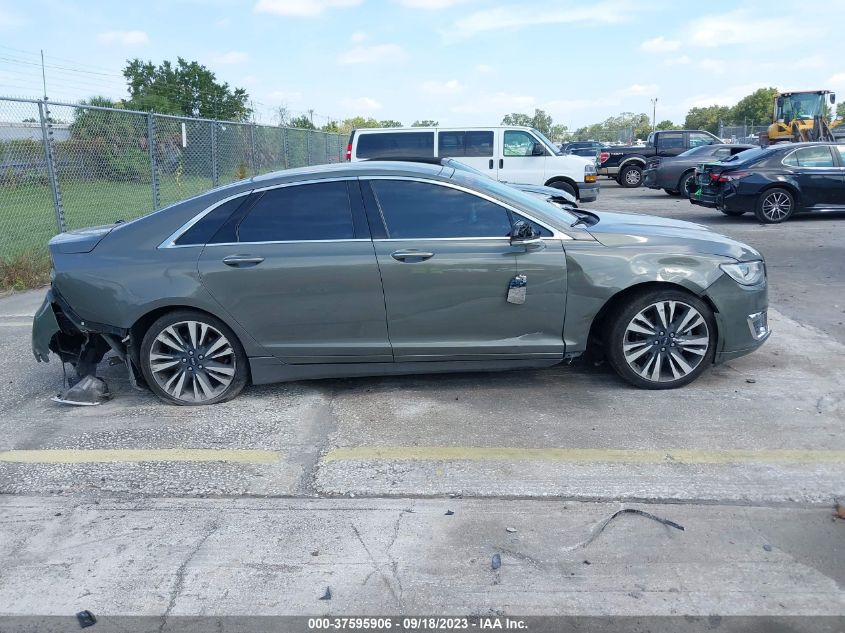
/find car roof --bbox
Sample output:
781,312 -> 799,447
353,125 -> 535,133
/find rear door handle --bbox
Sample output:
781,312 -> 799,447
489,159 -> 494,170
222,255 -> 265,268
391,250 -> 434,262
499,158 -> 504,169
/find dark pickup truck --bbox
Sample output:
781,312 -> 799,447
600,130 -> 723,187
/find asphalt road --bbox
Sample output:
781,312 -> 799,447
0,181 -> 843,619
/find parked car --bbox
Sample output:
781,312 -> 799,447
347,126 -> 599,202
32,160 -> 770,405
561,140 -> 610,166
601,130 -> 723,188
690,142 -> 845,223
643,144 -> 755,198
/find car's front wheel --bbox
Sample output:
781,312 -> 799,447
547,180 -> 577,198
755,187 -> 795,223
618,164 -> 643,188
606,289 -> 716,389
140,310 -> 249,405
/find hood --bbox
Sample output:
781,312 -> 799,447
584,210 -> 762,262
48,224 -> 118,254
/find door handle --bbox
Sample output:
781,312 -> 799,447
489,159 -> 494,170
391,250 -> 434,262
499,158 -> 504,169
222,255 -> 265,268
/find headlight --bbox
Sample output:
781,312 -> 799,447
585,163 -> 597,175
720,261 -> 765,286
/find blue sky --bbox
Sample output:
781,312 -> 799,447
0,0 -> 843,129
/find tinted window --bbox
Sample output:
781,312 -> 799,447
657,133 -> 684,150
504,130 -> 538,157
689,132 -> 717,148
356,131 -> 434,158
513,212 -> 552,237
837,145 -> 845,164
370,180 -> 512,239
438,131 -> 494,157
678,145 -> 716,158
713,148 -> 731,159
786,146 -> 836,167
238,182 -> 354,242
176,195 -> 247,245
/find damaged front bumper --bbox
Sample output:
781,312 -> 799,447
32,289 -> 61,363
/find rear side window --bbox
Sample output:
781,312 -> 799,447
175,195 -> 248,245
237,181 -> 354,242
438,131 -> 494,157
784,146 -> 836,167
356,132 -> 434,158
370,180 -> 512,239
689,132 -> 716,148
657,133 -> 684,150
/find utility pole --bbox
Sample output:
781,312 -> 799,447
40,49 -> 48,99
651,97 -> 658,133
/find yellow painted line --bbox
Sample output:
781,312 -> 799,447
0,449 -> 280,464
324,447 -> 845,465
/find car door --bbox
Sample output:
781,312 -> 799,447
362,177 -> 566,361
783,145 -> 845,208
197,179 -> 392,364
437,130 -> 497,176
497,129 -> 546,185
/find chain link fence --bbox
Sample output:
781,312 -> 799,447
0,96 -> 347,262
718,123 -> 769,144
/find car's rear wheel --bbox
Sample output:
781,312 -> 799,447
547,180 -> 577,198
678,170 -> 696,199
140,310 -> 249,405
755,188 -> 795,223
618,164 -> 643,188
606,289 -> 716,389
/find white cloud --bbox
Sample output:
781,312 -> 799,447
685,83 -> 765,109
337,44 -> 407,65
640,36 -> 680,53
215,18 -> 230,28
451,92 -> 535,114
419,79 -> 461,94
445,1 -> 632,40
475,64 -> 494,74
350,31 -> 368,42
686,10 -> 821,48
97,30 -> 148,45
0,8 -> 24,28
254,0 -> 361,17
623,83 -> 658,96
664,55 -> 691,66
399,0 -> 470,8
697,58 -> 726,74
269,90 -> 304,103
212,51 -> 249,65
544,97 -> 620,112
830,73 -> 845,84
341,96 -> 382,111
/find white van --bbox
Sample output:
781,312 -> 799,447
347,126 -> 599,202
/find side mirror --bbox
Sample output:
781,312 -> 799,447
831,93 -> 836,104
511,220 -> 541,245
531,143 -> 546,156
776,96 -> 784,108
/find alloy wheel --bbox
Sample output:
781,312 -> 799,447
148,320 -> 236,403
761,191 -> 792,222
625,169 -> 641,185
622,300 -> 709,383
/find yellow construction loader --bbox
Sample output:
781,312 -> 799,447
760,90 -> 843,145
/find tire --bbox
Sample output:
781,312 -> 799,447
547,180 -> 577,198
140,309 -> 249,405
677,170 -> 697,199
605,288 -> 716,389
719,208 -> 746,217
618,164 -> 643,188
664,189 -> 681,196
754,187 -> 795,223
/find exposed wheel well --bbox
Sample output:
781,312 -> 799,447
585,281 -> 718,359
544,176 -> 578,195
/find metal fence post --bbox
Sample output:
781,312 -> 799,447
250,123 -> 258,176
282,127 -> 290,169
147,113 -> 160,210
210,120 -> 219,187
38,100 -> 66,233
324,132 -> 330,164
306,131 -> 312,166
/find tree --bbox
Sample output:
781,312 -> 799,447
275,105 -> 291,127
412,119 -> 439,127
378,119 -> 403,128
501,109 -> 555,137
684,105 -> 731,134
289,114 -> 315,129
572,112 -> 650,143
123,57 -> 250,121
837,102 -> 845,120
655,120 -> 676,130
730,87 -> 778,127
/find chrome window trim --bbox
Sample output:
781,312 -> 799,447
364,175 -> 571,240
158,177 -> 358,249
204,239 -> 371,247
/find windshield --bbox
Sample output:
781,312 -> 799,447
778,93 -> 825,121
531,128 -> 563,155
450,169 -> 578,226
678,145 -> 715,158
721,146 -> 772,164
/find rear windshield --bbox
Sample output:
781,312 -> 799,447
721,146 -> 771,164
356,131 -> 434,159
678,145 -> 716,157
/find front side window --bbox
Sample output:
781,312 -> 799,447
503,130 -> 538,157
370,180 -> 512,239
237,181 -> 354,242
438,131 -> 494,157
689,132 -> 717,148
356,132 -> 434,159
785,146 -> 836,168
